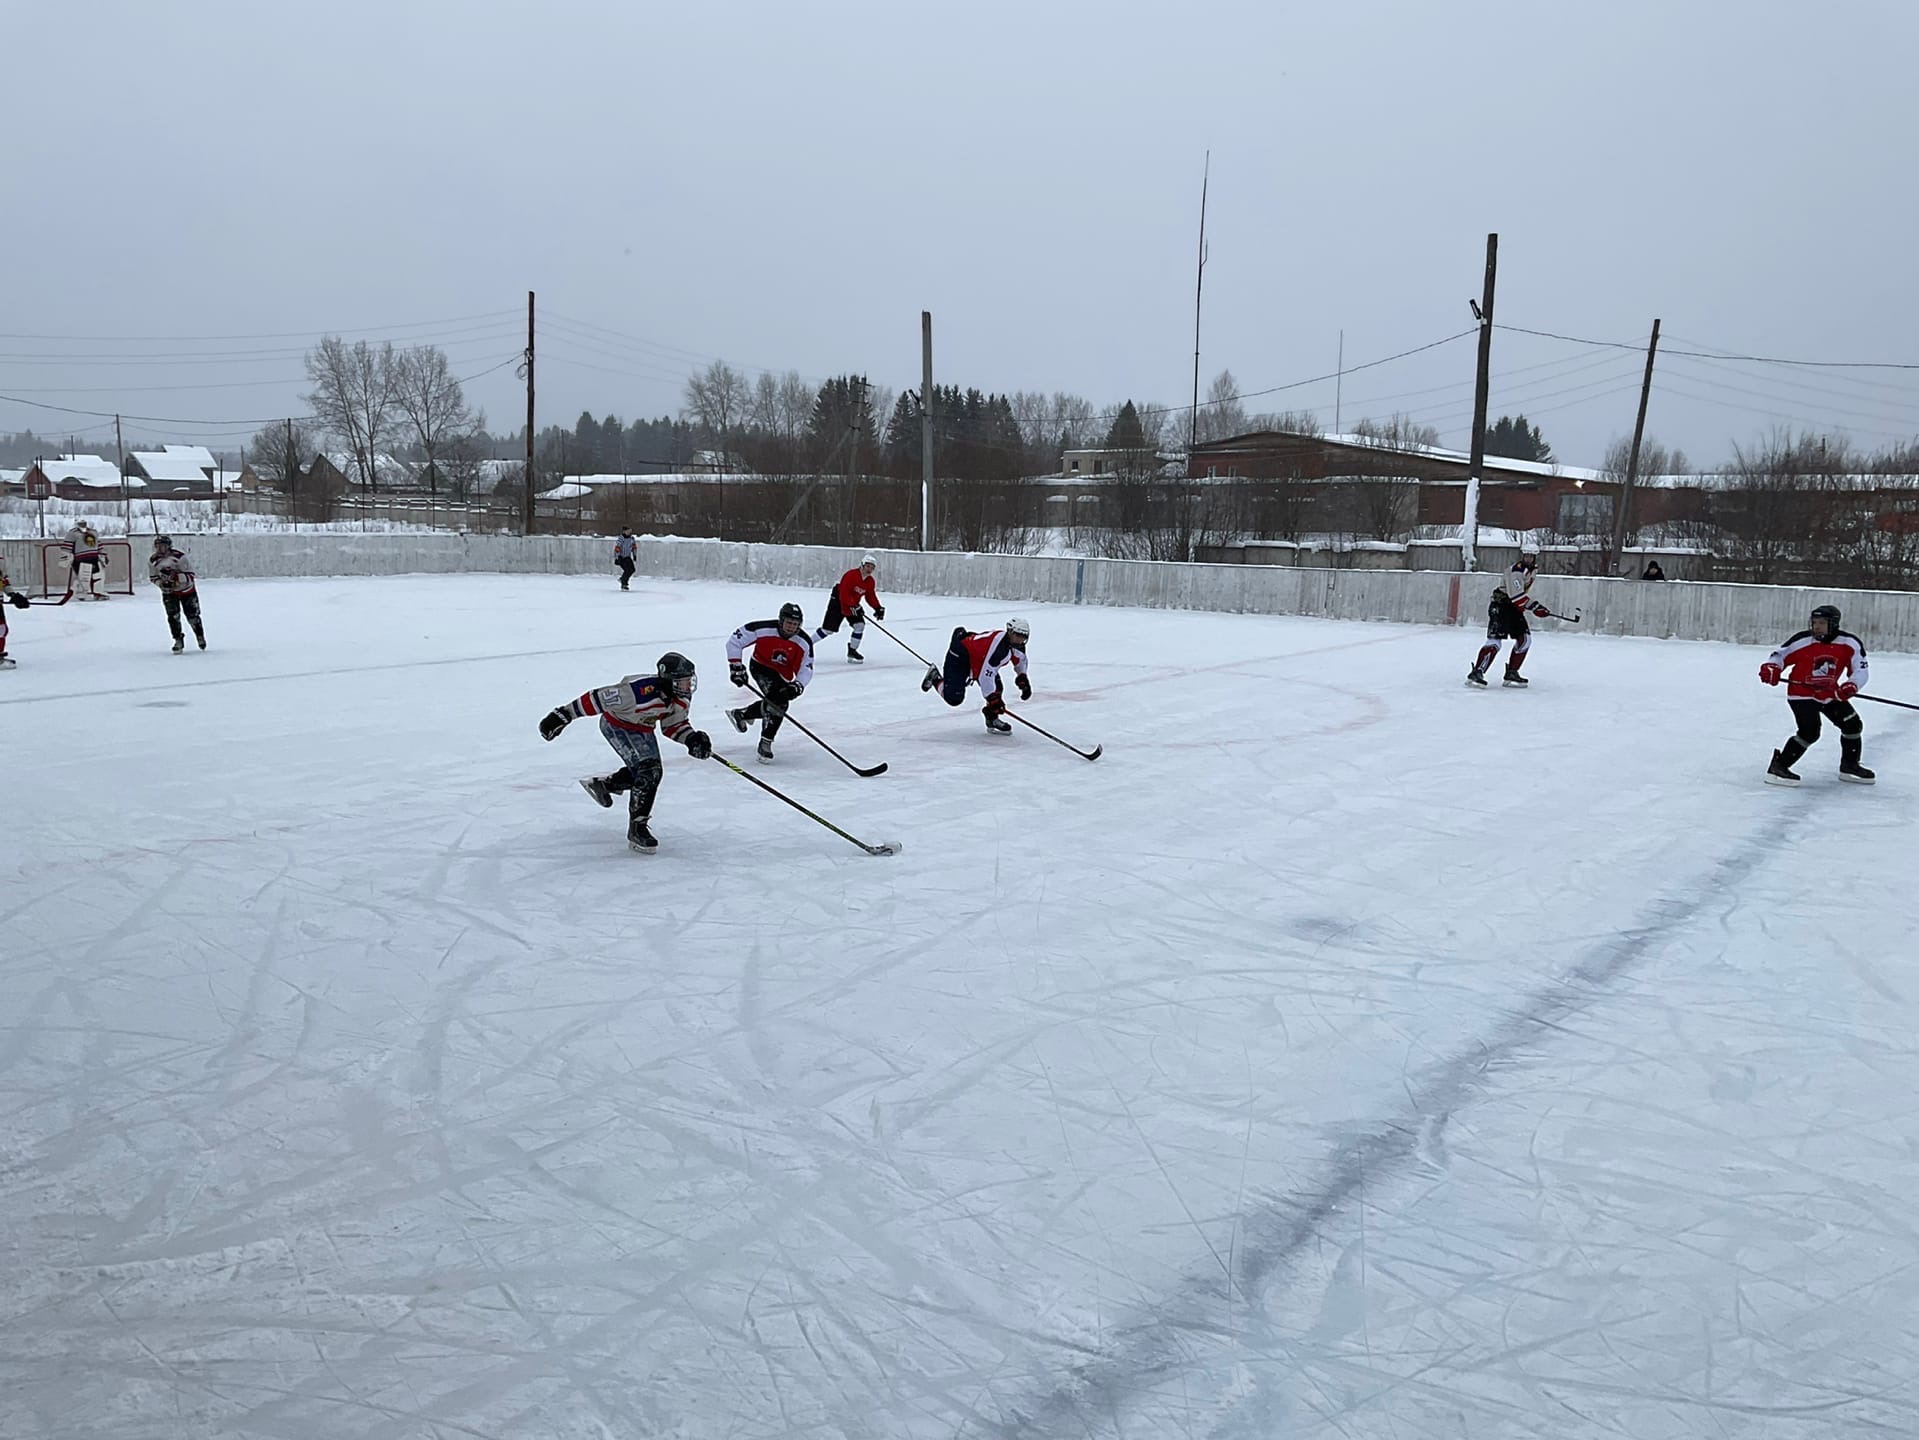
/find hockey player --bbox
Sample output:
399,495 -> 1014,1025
813,553 -> 885,662
0,557 -> 28,669
922,618 -> 1031,734
65,521 -> 106,600
148,535 -> 206,653
613,527 -> 638,590
725,602 -> 815,761
1760,603 -> 1874,786
538,651 -> 712,852
1466,548 -> 1557,687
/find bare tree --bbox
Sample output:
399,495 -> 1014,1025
1711,430 -> 1847,585
682,359 -> 749,472
1194,369 -> 1249,445
1343,414 -> 1435,542
246,418 -> 315,491
304,336 -> 400,490
391,345 -> 474,497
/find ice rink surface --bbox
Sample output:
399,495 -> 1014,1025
3,572 -> 1917,1439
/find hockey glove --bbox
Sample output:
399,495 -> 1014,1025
872,603 -> 885,620
5,591 -> 27,610
1015,673 -> 1031,700
1837,680 -> 1859,702
1759,662 -> 1782,686
683,730 -> 712,760
539,708 -> 571,741
982,692 -> 1006,718
729,661 -> 749,687
1530,604 -> 1551,619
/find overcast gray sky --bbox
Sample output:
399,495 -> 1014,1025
8,0 -> 1918,468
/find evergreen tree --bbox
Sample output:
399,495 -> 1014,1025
1105,400 -> 1147,452
1483,414 -> 1554,463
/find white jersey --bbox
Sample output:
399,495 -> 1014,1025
66,523 -> 102,560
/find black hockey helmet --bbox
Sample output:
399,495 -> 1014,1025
1810,604 -> 1841,638
656,651 -> 697,698
779,601 -> 803,634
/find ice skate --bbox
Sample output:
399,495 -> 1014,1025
171,637 -> 185,654
726,707 -> 751,733
985,713 -> 1012,735
195,632 -> 206,650
1840,761 -> 1877,785
1465,668 -> 1487,688
627,818 -> 658,853
579,775 -> 614,808
1502,669 -> 1529,687
1765,750 -> 1801,787
846,647 -> 864,663
757,737 -> 775,763
921,665 -> 940,692
0,655 -> 16,670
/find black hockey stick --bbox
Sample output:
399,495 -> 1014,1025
706,752 -> 902,855
740,678 -> 888,777
1004,707 -> 1102,761
866,616 -> 934,667
1856,693 -> 1919,713
20,590 -> 73,607
1536,607 -> 1581,624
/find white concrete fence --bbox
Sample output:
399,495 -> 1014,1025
7,532 -> 1918,653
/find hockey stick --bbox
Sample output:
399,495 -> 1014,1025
865,616 -> 934,668
1856,693 -> 1919,713
706,752 -> 901,855
1534,607 -> 1581,624
1004,707 -> 1103,761
20,590 -> 73,607
740,677 -> 888,777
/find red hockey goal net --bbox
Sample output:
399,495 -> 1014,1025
33,539 -> 137,598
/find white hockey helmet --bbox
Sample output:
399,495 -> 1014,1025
1005,617 -> 1031,643
860,552 -> 877,571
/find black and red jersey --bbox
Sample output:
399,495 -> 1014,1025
726,620 -> 816,686
1767,629 -> 1868,700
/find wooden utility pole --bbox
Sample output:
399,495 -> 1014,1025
114,414 -> 129,534
920,311 -> 934,551
1460,233 -> 1499,572
1190,151 -> 1210,452
523,290 -> 537,536
1608,318 -> 1662,575
286,417 -> 299,529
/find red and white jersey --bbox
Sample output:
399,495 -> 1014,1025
148,546 -> 197,595
1767,629 -> 1869,700
1497,560 -> 1539,609
563,673 -> 693,739
65,523 -> 102,561
726,620 -> 815,687
961,629 -> 1029,699
833,567 -> 880,614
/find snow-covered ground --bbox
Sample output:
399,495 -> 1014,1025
3,574 -> 1916,1438
0,498 -> 441,538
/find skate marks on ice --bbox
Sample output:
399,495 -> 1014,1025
976,807 -> 1815,1438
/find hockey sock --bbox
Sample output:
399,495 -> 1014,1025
1473,644 -> 1499,673
1780,736 -> 1810,766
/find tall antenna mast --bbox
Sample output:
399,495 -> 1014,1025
1189,151 -> 1210,453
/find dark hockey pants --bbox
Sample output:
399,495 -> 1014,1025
162,590 -> 204,643
1782,697 -> 1865,770
736,662 -> 801,739
937,627 -> 974,707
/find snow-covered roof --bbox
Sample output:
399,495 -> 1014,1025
130,444 -> 217,482
553,471 -> 744,489
43,454 -> 135,488
538,483 -> 593,501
